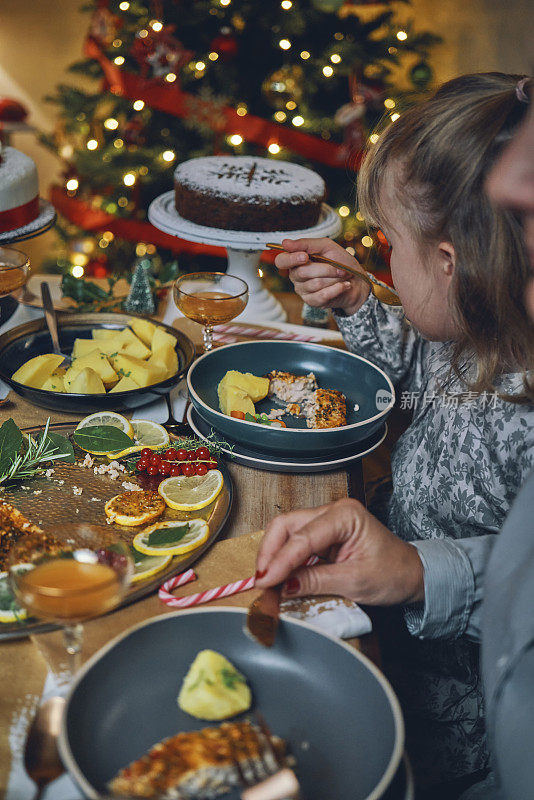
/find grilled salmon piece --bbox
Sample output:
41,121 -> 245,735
0,500 -> 61,571
306,388 -> 347,429
108,720 -> 288,799
104,490 -> 165,526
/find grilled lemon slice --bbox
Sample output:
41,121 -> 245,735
104,490 -> 165,527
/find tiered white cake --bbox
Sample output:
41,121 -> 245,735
0,145 -> 39,233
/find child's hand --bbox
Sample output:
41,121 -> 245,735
255,499 -> 424,606
274,237 -> 370,316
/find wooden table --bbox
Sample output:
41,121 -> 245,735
0,294 -> 389,794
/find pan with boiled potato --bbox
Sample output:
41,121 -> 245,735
0,312 -> 195,412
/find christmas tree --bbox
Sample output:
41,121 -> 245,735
41,0 -> 439,287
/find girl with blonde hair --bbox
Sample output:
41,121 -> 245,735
256,73 -> 534,796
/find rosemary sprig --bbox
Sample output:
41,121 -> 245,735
0,419 -> 73,486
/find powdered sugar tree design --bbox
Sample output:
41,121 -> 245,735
41,0 -> 439,285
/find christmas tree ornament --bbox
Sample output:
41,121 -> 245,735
311,0 -> 345,12
123,116 -> 146,146
209,28 -> 238,60
124,259 -> 155,315
0,98 -> 28,123
131,25 -> 192,79
410,60 -> 433,91
88,6 -> 120,47
262,66 -> 304,110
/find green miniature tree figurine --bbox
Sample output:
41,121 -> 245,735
123,259 -> 155,315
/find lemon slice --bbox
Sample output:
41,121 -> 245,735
133,519 -> 210,556
158,470 -> 224,512
131,420 -> 170,449
130,549 -> 172,583
0,572 -> 27,623
105,419 -> 170,459
75,411 -> 133,438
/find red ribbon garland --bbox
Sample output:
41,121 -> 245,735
0,195 -> 39,233
84,37 -> 360,170
50,186 -> 279,262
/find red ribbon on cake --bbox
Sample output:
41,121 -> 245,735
84,37 -> 360,170
0,195 -> 39,233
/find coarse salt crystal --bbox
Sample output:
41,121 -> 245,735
45,469 -> 55,477
121,482 -> 142,491
72,486 -> 82,496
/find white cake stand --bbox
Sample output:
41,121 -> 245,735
148,191 -> 342,322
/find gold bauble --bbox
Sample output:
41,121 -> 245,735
262,65 -> 304,109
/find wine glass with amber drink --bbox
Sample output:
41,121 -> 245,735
0,246 -> 30,322
174,272 -> 248,352
9,528 -> 133,681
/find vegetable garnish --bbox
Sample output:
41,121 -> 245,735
0,418 -> 75,486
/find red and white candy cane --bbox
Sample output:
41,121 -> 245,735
158,555 -> 320,609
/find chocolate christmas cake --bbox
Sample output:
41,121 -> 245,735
174,155 -> 325,232
0,145 -> 39,233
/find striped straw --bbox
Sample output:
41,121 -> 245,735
158,556 -> 320,609
212,323 -> 320,342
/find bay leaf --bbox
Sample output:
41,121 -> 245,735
42,431 -> 75,463
73,425 -> 134,453
0,418 -> 23,474
146,524 -> 189,548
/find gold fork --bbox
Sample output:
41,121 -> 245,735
266,242 -> 402,307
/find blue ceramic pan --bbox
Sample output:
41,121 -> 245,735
187,341 -> 394,456
59,608 -> 404,800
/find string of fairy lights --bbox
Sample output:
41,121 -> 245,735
61,0 -> 415,275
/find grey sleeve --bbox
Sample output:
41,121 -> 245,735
333,285 -> 425,393
405,535 -> 497,641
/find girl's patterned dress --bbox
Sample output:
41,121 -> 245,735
335,290 -> 534,787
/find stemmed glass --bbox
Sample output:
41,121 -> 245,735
9,527 -> 133,683
174,272 -> 248,351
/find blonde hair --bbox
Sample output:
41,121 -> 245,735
358,72 -> 534,402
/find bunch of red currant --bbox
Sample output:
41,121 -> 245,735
135,447 -> 217,478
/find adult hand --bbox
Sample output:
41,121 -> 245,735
255,499 -> 424,606
274,237 -> 370,316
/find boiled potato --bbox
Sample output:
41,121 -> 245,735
151,326 -> 176,355
69,350 -> 118,387
66,367 -> 106,394
12,354 -> 65,389
41,369 -> 66,392
109,376 -> 140,393
129,318 -> 157,347
218,382 -> 255,417
146,353 -> 171,383
177,650 -> 251,721
91,329 -> 117,340
118,328 -> 151,360
147,344 -> 178,377
219,371 -> 269,403
108,353 -> 159,387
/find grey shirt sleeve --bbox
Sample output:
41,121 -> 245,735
405,535 -> 497,641
333,284 -> 425,393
